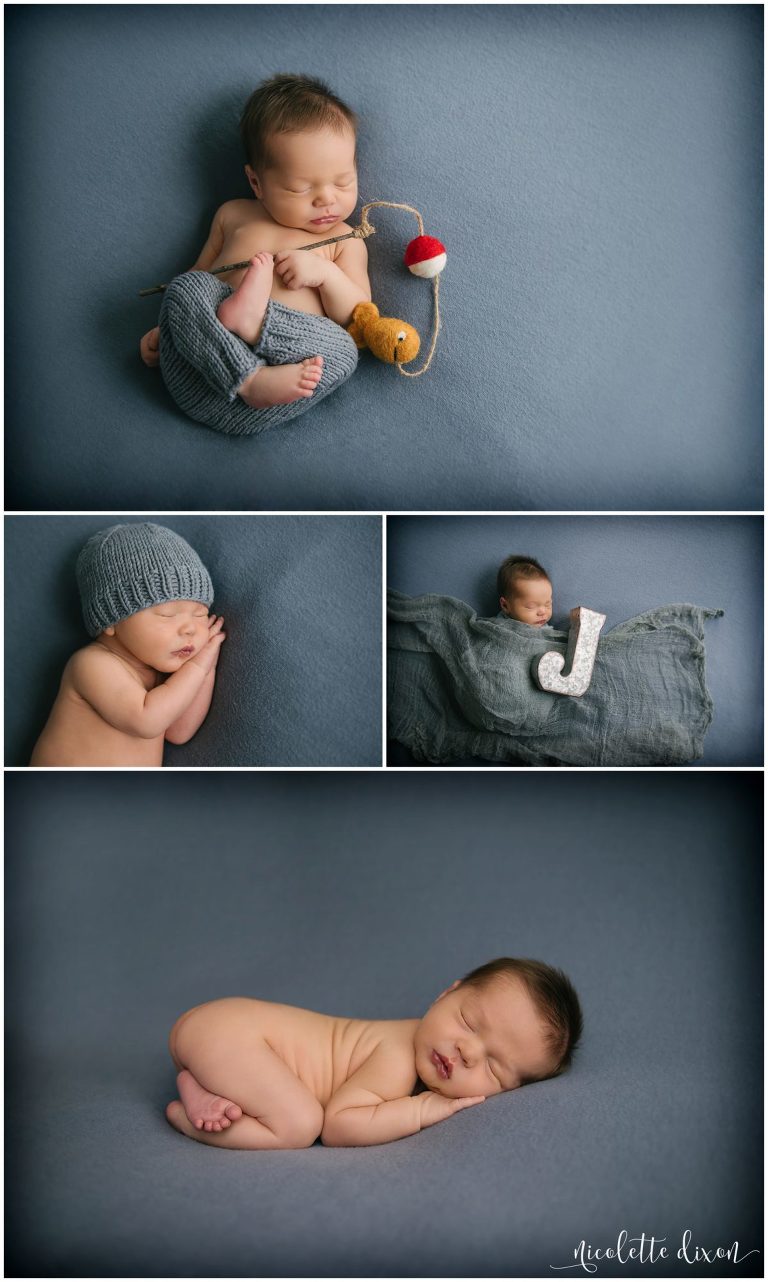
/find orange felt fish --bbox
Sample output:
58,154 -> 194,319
347,302 -> 421,365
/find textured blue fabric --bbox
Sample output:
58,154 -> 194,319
388,590 -> 721,765
5,4 -> 762,509
159,272 -> 358,436
5,516 -> 382,766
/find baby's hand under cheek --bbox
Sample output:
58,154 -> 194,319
417,1090 -> 485,1130
190,617 -> 226,672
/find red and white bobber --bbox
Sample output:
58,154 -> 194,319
403,234 -> 447,279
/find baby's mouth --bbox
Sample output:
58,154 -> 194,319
431,1050 -> 452,1080
172,645 -> 195,657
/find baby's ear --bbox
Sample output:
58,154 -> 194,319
102,626 -> 115,637
244,165 -> 261,198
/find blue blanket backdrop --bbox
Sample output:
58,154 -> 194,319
5,5 -> 762,510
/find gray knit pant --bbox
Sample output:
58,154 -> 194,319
158,271 -> 359,436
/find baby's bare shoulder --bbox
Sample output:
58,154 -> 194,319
356,1020 -> 416,1083
67,643 -> 112,677
67,644 -> 142,692
216,198 -> 266,227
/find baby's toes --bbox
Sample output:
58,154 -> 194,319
225,1103 -> 243,1122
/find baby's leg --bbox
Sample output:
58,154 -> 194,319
167,999 -> 324,1150
216,253 -> 274,345
215,255 -> 324,407
175,1068 -> 242,1132
166,1100 -> 306,1150
236,356 -> 324,409
158,278 -> 357,436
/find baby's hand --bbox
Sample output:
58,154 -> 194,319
190,615 -> 226,674
140,326 -> 161,367
273,250 -> 330,292
417,1091 -> 485,1131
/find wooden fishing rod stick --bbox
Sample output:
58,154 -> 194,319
138,225 -> 372,297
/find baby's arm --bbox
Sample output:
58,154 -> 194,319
273,238 -> 371,326
165,615 -> 225,744
140,207 -> 229,366
70,628 -> 225,740
321,1044 -> 484,1147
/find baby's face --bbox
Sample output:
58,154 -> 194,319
246,124 -> 358,235
500,577 -> 553,627
103,600 -> 210,672
413,977 -> 554,1099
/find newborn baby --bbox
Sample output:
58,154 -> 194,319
30,523 -> 225,767
497,555 -> 553,627
141,73 -> 370,435
166,957 -> 582,1148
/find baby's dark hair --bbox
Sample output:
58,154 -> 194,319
497,555 -> 550,601
460,957 -> 583,1080
240,73 -> 358,172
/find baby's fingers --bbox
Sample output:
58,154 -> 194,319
454,1096 -> 486,1111
208,614 -> 225,634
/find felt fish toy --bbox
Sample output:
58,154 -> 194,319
347,302 -> 421,365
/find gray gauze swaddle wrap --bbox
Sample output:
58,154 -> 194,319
388,590 -> 723,765
159,271 -> 359,436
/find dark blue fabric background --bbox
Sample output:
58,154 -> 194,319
5,4 -> 762,510
5,515 -> 382,765
6,772 -> 763,1278
387,515 -> 763,765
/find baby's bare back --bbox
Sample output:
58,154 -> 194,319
173,997 -> 418,1109
212,201 -> 350,315
30,649 -> 164,767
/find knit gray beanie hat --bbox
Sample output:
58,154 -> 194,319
76,523 -> 214,637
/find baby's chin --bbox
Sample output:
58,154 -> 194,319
153,653 -> 196,673
431,1080 -> 463,1099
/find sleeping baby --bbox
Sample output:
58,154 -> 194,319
497,555 -> 554,627
30,523 -> 225,767
165,957 -> 582,1148
140,73 -> 370,436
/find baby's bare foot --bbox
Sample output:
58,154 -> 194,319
217,252 -> 274,344
166,1098 -> 198,1139
176,1068 -> 243,1132
237,356 -> 324,408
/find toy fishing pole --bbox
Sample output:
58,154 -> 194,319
139,201 -> 446,377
